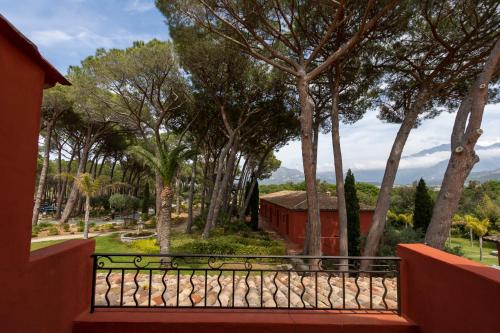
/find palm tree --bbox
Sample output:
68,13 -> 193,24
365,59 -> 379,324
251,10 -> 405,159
129,143 -> 193,254
465,215 -> 490,261
75,173 -> 101,239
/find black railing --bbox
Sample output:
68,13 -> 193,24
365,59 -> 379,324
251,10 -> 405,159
91,254 -> 401,314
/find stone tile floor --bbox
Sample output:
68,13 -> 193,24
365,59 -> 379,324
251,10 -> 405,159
95,272 -> 398,310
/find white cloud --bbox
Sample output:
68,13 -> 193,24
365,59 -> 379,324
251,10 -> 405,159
125,0 -> 155,12
31,29 -> 73,46
277,103 -> 500,172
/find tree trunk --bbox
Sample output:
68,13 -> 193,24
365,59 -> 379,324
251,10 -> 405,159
175,176 -> 182,215
186,155 -> 197,233
297,74 -> 321,256
211,139 -> 239,228
239,149 -> 271,218
425,39 -> 500,249
203,138 -> 233,238
60,133 -> 93,224
83,195 -> 90,239
32,121 -> 53,225
330,73 -> 349,261
155,171 -> 163,216
110,158 -> 117,181
361,89 -> 428,265
200,153 -> 210,213
479,236 -> 483,261
158,186 -> 174,254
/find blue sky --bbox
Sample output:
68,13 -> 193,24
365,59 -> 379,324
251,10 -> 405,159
0,0 -> 168,73
1,0 -> 499,172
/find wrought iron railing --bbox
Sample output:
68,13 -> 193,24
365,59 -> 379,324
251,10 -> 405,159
91,254 -> 401,314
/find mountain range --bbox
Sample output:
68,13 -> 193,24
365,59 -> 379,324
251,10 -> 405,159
262,143 -> 500,185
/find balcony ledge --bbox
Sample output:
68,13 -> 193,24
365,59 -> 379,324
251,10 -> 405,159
74,309 -> 417,333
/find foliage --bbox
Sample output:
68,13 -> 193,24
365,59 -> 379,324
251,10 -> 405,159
129,144 -> 194,187
141,182 -> 151,216
109,194 -> 139,213
75,173 -> 101,197
345,170 -> 361,256
47,227 -> 60,236
377,225 -> 423,257
413,179 -> 434,233
444,244 -> 464,257
387,211 -> 413,229
464,215 -> 490,238
390,186 -> 416,215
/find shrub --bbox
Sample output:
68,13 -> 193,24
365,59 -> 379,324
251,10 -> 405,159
31,230 -> 38,238
377,225 -> 423,256
444,244 -> 464,257
131,239 -> 159,254
63,224 -> 70,232
37,222 -> 52,229
222,219 -> 251,234
77,220 -> 84,232
48,227 -> 59,236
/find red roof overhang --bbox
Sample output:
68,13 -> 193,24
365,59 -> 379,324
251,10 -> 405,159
0,14 -> 71,88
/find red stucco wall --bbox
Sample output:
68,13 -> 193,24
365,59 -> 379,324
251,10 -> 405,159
0,32 -> 45,269
398,244 -> 500,333
260,199 -> 374,255
0,29 -> 95,333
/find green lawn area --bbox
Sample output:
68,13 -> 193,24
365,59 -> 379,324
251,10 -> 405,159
447,236 -> 498,266
31,228 -> 286,256
30,240 -> 65,251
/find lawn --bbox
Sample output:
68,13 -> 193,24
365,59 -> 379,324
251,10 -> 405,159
31,240 -> 65,251
31,228 -> 286,256
447,236 -> 498,266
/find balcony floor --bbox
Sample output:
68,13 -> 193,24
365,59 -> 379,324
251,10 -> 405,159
74,309 -> 418,333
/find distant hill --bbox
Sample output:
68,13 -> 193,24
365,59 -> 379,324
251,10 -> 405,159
260,166 -> 304,184
262,143 -> 500,185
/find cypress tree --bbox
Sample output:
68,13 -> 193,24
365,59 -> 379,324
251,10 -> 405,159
345,169 -> 361,256
413,178 -> 434,233
249,179 -> 260,231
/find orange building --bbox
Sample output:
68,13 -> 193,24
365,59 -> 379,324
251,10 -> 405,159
260,191 -> 374,255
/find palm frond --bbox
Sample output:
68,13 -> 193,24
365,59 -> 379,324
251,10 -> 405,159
75,173 -> 101,197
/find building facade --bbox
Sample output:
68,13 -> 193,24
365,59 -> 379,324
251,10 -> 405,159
260,191 -> 374,255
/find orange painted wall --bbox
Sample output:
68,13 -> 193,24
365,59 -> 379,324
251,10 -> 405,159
0,30 -> 95,333
398,244 -> 500,333
260,200 -> 374,255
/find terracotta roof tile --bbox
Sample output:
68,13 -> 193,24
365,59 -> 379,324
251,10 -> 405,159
260,190 -> 374,211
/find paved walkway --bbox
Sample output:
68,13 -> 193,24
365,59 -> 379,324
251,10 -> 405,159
31,231 -> 118,243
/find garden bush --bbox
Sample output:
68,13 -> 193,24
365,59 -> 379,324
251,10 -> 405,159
131,239 -> 159,254
77,220 -> 84,232
377,225 -> 422,256
37,222 -> 52,229
48,227 -> 59,236
444,244 -> 464,256
63,224 -> 70,232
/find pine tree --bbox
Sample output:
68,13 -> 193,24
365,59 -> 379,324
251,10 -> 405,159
413,178 -> 434,233
345,169 -> 361,256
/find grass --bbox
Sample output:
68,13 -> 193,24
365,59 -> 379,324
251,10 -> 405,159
30,240 -> 65,251
447,236 -> 498,266
31,228 -> 286,257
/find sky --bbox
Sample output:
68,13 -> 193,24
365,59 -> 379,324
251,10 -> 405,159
2,0 -> 499,172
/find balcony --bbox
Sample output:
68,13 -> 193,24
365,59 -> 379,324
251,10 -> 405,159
90,254 -> 400,312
